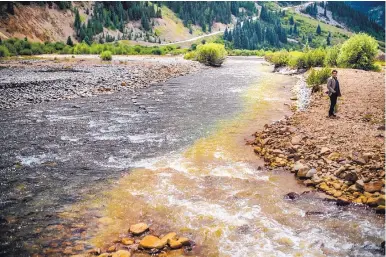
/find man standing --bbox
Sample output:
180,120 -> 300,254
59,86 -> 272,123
326,70 -> 341,118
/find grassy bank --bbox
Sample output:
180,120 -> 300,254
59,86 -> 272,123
0,38 -> 187,57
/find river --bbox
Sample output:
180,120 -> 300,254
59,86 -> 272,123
0,57 -> 384,257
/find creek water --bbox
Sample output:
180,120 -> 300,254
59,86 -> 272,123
0,57 -> 384,257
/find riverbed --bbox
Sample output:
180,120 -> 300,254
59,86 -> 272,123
0,56 -> 384,257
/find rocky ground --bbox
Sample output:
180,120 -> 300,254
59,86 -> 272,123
253,68 -> 385,213
0,57 -> 201,109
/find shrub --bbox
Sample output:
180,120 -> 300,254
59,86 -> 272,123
19,49 -> 32,55
337,33 -> 378,70
304,48 -> 326,68
324,45 -> 341,67
0,45 -> 10,57
184,51 -> 197,60
306,67 -> 332,92
265,50 -> 290,67
151,48 -> 162,55
196,43 -> 227,66
100,50 -> 112,61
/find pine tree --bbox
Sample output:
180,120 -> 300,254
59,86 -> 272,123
74,8 -> 81,33
326,35 -> 331,45
293,23 -> 298,34
84,36 -> 91,45
324,6 -> 327,16
66,36 -> 73,46
316,24 -> 322,35
289,16 -> 294,25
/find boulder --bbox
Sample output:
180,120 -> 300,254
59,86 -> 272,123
344,171 -> 358,182
139,235 -> 166,249
297,168 -> 315,179
129,223 -> 149,235
364,181 -> 383,193
292,161 -> 308,174
355,180 -> 364,189
306,169 -> 317,178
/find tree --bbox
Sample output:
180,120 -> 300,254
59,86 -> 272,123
141,15 -> 150,31
316,24 -> 321,35
289,16 -> 294,25
74,8 -> 81,33
84,36 -> 91,45
326,35 -> 331,45
66,36 -> 73,46
293,23 -> 298,34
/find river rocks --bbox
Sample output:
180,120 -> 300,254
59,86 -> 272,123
0,58 -> 201,110
291,135 -> 302,145
139,235 -> 167,249
129,223 -> 149,235
355,180 -> 364,189
328,152 -> 340,161
121,238 -> 134,245
344,171 -> 358,182
252,93 -> 385,212
297,168 -> 316,179
364,181 -> 383,193
292,161 -> 308,173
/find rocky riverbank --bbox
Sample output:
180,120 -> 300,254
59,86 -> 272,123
0,56 -> 201,109
253,68 -> 385,213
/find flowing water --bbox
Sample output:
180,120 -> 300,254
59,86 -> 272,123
0,57 -> 384,257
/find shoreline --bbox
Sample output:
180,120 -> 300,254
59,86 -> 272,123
252,68 -> 385,213
0,56 -> 202,110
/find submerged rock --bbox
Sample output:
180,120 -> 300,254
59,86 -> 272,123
139,235 -> 166,249
284,192 -> 300,200
129,223 -> 149,235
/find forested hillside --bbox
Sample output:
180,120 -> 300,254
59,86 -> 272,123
302,2 -> 384,40
0,1 -> 384,52
346,1 -> 385,28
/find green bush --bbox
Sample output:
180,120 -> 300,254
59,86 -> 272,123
196,43 -> 227,66
151,48 -> 162,55
184,51 -> 197,60
0,45 -> 10,57
265,50 -> 290,67
324,45 -> 341,67
100,50 -> 112,61
306,67 -> 332,92
19,49 -> 33,55
304,48 -> 326,68
337,33 -> 378,70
